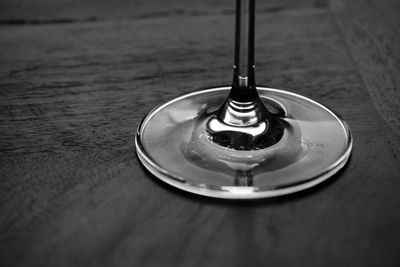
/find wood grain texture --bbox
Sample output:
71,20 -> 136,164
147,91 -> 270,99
331,0 -> 400,137
1,1 -> 400,266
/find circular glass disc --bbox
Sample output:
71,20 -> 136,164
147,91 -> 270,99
135,87 -> 352,199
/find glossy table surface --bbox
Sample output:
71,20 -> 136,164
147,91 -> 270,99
1,0 -> 400,266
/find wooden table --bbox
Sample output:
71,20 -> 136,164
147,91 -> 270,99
1,0 -> 400,266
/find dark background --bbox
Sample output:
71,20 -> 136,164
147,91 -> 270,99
1,0 -> 400,266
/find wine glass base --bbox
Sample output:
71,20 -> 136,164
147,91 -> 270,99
135,87 -> 352,199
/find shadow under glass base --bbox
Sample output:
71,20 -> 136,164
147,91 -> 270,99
135,87 -> 352,199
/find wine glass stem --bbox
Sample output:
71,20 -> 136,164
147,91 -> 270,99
215,0 -> 268,127
230,0 -> 257,102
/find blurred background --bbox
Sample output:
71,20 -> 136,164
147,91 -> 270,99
0,0 -> 329,22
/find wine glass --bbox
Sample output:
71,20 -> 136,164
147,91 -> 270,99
135,0 -> 352,199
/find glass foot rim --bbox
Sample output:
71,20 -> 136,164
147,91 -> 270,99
135,87 -> 353,199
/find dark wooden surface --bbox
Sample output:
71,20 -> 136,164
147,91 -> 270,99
1,0 -> 400,266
